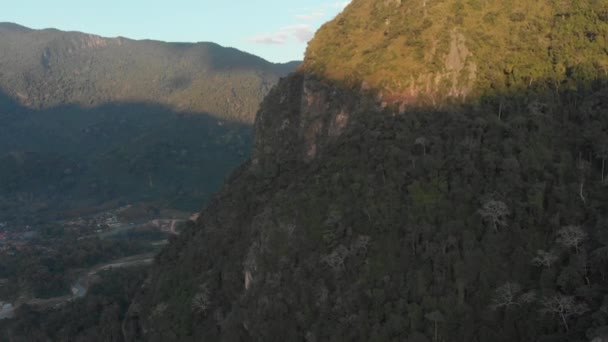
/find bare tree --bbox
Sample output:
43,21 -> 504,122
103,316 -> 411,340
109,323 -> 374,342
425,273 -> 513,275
479,200 -> 510,231
192,283 -> 211,315
491,282 -> 522,310
498,100 -> 503,120
532,250 -> 559,268
557,225 -> 587,254
594,136 -> 608,185
539,295 -> 589,331
596,145 -> 608,184
424,310 -> 445,342
518,290 -> 537,304
415,137 -> 428,156
528,101 -> 548,116
578,155 -> 589,204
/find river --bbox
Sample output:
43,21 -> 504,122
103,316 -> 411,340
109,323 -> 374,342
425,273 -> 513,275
0,252 -> 154,320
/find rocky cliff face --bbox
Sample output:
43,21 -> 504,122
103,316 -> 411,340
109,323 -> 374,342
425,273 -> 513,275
124,71 -> 375,341
251,74 -> 374,172
126,1 -> 608,341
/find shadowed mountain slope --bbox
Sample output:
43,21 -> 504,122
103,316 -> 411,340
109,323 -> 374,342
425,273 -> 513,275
118,1 -> 608,341
0,89 -> 253,220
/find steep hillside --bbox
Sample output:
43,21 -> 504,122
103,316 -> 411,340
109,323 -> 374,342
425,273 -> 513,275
118,1 -> 608,341
0,23 -> 298,123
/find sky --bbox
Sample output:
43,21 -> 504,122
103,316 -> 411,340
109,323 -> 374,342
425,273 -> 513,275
0,0 -> 351,63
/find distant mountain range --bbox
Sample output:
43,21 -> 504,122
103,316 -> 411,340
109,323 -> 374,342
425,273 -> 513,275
0,22 -> 299,123
0,23 -> 299,217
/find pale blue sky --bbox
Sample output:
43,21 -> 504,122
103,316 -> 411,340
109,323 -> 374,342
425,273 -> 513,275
1,0 -> 350,63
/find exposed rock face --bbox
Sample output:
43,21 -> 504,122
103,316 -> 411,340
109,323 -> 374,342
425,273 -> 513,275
123,72 -> 380,341
443,31 -> 477,99
251,74 -> 371,172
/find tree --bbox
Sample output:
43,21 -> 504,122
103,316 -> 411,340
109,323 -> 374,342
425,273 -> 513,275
191,283 -> 211,316
539,295 -> 588,331
577,156 -> 589,204
479,200 -> 510,231
491,282 -> 521,310
596,144 -> 608,184
424,310 -> 445,342
415,137 -> 428,156
557,226 -> 587,254
532,250 -> 559,268
518,291 -> 537,304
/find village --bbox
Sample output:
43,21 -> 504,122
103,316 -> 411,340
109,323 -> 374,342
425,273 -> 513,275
0,203 -> 189,251
0,208 -> 125,256
0,222 -> 36,255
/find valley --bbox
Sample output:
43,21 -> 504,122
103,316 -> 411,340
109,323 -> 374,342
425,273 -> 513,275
0,200 -> 192,320
0,251 -> 155,320
0,23 -> 297,334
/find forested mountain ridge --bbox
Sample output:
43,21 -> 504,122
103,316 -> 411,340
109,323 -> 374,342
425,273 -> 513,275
0,23 -> 298,123
119,1 -> 608,341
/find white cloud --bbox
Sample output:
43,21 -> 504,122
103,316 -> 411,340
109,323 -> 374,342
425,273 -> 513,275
292,0 -> 351,21
325,1 -> 351,10
247,24 -> 314,45
283,24 -> 315,42
295,11 -> 326,21
247,1 -> 350,46
247,33 -> 289,45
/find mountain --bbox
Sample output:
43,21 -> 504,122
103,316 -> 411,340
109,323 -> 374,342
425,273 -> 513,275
0,23 -> 298,123
0,24 -> 299,216
116,1 -> 608,341
303,0 -> 608,106
4,1 -> 608,341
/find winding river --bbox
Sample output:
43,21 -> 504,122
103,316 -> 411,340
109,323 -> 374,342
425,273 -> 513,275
0,253 -> 154,320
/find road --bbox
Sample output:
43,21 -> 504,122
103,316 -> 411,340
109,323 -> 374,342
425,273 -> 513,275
0,304 -> 13,319
0,253 -> 154,320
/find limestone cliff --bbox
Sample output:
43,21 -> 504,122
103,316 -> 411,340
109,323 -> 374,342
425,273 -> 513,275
125,1 -> 608,341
